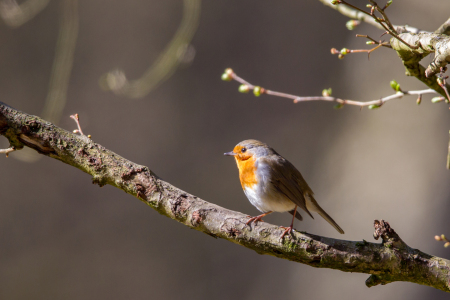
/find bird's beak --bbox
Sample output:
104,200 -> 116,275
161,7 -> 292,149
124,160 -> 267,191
224,151 -> 237,156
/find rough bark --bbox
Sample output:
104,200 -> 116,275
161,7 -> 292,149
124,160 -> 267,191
1,101 -> 450,293
390,32 -> 450,96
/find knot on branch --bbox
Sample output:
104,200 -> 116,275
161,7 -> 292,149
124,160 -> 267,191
365,274 -> 392,288
373,219 -> 394,241
121,166 -> 146,180
171,194 -> 191,218
135,183 -> 147,200
220,218 -> 243,238
373,219 -> 407,250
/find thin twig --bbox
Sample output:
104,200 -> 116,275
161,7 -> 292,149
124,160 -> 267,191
356,34 -> 377,44
226,69 -> 437,109
437,69 -> 450,103
348,43 -> 385,59
318,0 -> 422,33
336,0 -> 419,50
355,35 -> 392,50
70,113 -> 84,136
372,2 -> 420,49
0,146 -> 16,157
439,83 -> 450,103
370,0 -> 395,31
339,0 -> 372,18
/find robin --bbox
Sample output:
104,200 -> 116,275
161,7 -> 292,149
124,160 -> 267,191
224,139 -> 344,238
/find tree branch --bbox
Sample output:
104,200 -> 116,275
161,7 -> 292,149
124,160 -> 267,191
1,102 -> 450,293
318,0 -> 421,33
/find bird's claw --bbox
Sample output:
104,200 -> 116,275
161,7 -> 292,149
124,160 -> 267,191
246,215 -> 265,226
280,226 -> 294,240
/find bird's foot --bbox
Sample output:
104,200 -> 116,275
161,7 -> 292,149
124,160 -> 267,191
280,226 -> 295,239
246,215 -> 265,226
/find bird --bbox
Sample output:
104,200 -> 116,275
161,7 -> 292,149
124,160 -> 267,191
224,139 -> 344,238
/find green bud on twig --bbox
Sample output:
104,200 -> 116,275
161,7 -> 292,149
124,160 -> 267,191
368,104 -> 381,110
431,97 -> 445,103
253,86 -> 263,97
390,80 -> 400,91
221,73 -> 232,81
238,84 -> 250,93
322,88 -> 332,97
346,20 -> 360,30
416,94 -> 422,105
340,48 -> 349,55
222,68 -> 234,81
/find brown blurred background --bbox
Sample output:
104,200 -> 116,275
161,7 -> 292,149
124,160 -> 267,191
1,0 -> 450,299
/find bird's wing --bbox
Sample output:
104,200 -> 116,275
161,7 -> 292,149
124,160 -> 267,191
258,156 -> 314,219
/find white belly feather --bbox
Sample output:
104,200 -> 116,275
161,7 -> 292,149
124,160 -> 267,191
244,184 -> 296,213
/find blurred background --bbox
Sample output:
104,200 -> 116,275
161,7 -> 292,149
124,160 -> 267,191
0,0 -> 449,299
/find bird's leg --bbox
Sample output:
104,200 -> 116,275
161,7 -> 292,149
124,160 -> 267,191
246,211 -> 273,225
280,205 -> 298,239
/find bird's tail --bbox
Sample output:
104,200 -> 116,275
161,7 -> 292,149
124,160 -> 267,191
316,207 -> 345,234
306,195 -> 345,234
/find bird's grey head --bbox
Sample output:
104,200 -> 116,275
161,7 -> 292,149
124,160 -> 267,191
224,139 -> 276,160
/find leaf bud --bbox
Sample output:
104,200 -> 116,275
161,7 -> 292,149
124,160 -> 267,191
238,84 -> 250,93
431,97 -> 445,103
390,80 -> 400,91
368,104 -> 381,109
322,88 -> 332,97
253,86 -> 262,97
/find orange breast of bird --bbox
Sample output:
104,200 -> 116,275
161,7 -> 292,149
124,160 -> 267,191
235,155 -> 258,190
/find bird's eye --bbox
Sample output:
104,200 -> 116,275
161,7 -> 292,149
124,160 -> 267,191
241,147 -> 247,153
